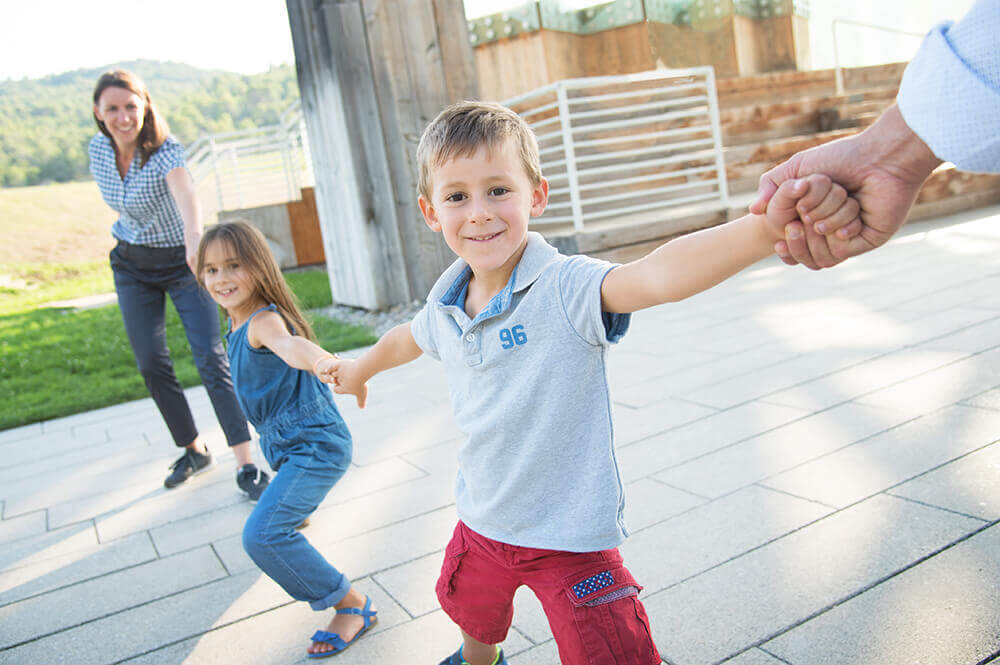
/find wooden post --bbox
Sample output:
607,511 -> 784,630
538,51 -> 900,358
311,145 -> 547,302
287,0 -> 478,310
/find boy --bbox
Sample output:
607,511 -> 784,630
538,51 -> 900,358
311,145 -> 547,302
325,101 -> 858,665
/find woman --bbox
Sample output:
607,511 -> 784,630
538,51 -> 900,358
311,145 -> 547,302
90,69 -> 269,498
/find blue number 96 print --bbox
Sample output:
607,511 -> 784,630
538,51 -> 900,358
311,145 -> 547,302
499,325 -> 527,349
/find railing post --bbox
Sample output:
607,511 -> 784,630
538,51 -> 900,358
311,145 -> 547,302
704,67 -> 730,208
556,84 -> 584,232
833,20 -> 845,96
209,138 -> 224,214
230,149 -> 243,210
281,123 -> 299,200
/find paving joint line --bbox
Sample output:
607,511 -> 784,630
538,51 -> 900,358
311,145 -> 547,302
708,519 -> 1000,664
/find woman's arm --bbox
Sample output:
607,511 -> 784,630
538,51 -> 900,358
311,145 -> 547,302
165,167 -> 202,272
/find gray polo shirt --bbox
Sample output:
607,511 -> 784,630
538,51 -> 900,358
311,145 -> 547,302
411,232 -> 631,552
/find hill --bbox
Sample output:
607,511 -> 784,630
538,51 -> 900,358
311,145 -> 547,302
0,60 -> 299,187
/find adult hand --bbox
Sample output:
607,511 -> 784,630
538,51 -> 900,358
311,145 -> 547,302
749,104 -> 942,270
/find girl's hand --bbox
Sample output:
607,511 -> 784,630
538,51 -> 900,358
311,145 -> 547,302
319,357 -> 369,408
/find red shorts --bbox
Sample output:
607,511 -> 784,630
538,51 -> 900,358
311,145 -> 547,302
435,522 -> 660,665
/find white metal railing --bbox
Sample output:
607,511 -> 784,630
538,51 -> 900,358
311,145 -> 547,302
504,68 -> 728,231
832,19 -> 925,96
186,100 -> 313,221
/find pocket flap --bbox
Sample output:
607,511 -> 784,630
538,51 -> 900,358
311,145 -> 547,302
565,565 -> 642,607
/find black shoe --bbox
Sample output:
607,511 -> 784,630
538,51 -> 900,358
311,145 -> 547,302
236,463 -> 270,502
164,448 -> 214,488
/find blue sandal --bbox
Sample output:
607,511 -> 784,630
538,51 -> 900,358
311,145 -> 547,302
438,646 -> 507,665
308,595 -> 378,659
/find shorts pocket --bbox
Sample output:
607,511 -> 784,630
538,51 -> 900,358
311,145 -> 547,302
436,524 -> 470,599
563,565 -> 658,665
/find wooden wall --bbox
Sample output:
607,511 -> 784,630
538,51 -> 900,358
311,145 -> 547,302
475,15 -> 811,101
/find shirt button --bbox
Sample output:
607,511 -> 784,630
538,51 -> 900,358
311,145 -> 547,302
466,333 -> 475,342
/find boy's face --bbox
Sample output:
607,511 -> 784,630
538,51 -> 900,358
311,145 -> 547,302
419,139 -> 548,281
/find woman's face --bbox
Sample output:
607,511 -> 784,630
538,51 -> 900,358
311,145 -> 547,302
94,86 -> 145,149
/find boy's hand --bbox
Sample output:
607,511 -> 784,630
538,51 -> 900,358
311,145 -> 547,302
764,175 -> 861,261
321,358 -> 369,408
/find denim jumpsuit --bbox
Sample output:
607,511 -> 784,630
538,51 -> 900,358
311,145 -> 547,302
227,305 -> 353,610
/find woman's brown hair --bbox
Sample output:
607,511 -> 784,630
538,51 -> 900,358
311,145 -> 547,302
92,69 -> 170,168
195,221 -> 316,341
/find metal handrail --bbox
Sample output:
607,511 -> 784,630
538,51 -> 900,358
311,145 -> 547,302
184,100 -> 311,222
505,67 -> 728,231
832,19 -> 925,95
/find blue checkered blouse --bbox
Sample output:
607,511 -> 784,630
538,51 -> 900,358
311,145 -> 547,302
89,134 -> 188,247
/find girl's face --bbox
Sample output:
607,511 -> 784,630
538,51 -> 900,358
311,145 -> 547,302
201,240 -> 262,324
94,86 -> 145,149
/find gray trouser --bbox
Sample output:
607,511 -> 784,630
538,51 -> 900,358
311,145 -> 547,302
109,240 -> 250,448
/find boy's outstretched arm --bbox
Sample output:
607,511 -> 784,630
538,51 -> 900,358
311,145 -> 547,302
601,175 -> 849,313
319,322 -> 422,408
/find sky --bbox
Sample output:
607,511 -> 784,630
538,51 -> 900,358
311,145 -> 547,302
0,0 -> 979,82
0,1 -> 296,81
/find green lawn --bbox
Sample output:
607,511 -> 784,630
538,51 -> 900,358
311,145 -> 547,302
0,268 -> 376,431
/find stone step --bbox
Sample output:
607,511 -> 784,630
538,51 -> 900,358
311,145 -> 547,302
720,89 -> 895,146
716,62 -> 906,107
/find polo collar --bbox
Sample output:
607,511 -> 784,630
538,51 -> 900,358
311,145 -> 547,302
431,232 -> 560,326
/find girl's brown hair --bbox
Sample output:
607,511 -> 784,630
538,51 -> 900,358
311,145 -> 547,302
195,221 -> 316,341
92,69 -> 170,168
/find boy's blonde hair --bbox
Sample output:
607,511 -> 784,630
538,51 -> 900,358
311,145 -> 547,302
195,220 -> 316,342
416,101 -> 542,201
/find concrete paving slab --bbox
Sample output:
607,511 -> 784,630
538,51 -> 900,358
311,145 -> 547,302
2,454 -> 203,520
0,510 -> 46,545
762,523 -> 1000,665
653,402 -> 912,499
888,441 -> 1000,521
0,427 -> 109,469
340,399 -> 461,466
0,546 -> 227,650
371,550 -> 442,617
507,640 -> 561,665
0,522 -> 98,572
35,396 -> 155,434
622,485 -> 832,594
914,312 -> 1000,354
111,578 -> 426,665
962,386 -> 1000,411
613,399 -> 718,446
722,649 -> 788,664
624,478 -> 706,531
617,401 -> 810,483
0,532 -> 155,607
0,569 -> 283,665
0,422 -> 41,445
854,346 -> 1000,417
612,344 -> 801,409
761,348 -> 968,412
683,348 -> 883,410
94,468 -> 247,542
0,436 -> 154,488
643,494 -> 983,665
761,405 -> 1000,508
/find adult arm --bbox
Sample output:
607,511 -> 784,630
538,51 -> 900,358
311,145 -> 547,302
751,0 -> 999,268
165,167 -> 203,272
751,105 -> 941,269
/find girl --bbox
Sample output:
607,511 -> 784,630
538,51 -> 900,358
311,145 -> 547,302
196,220 -> 376,658
91,69 -> 266,497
